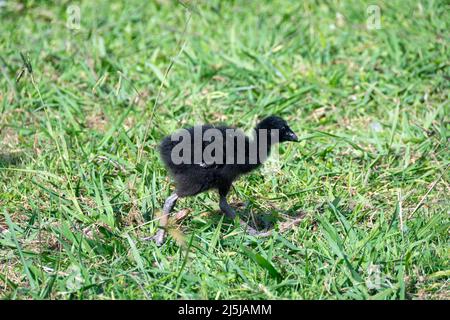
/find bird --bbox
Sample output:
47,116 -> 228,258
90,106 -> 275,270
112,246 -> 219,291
153,115 -> 298,245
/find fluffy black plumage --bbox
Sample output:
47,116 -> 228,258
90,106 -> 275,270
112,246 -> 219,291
153,116 -> 298,245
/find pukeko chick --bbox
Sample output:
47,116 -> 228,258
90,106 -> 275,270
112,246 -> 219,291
153,115 -> 298,245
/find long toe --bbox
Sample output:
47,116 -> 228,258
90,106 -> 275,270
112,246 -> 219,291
246,226 -> 260,236
239,220 -> 260,236
152,229 -> 166,246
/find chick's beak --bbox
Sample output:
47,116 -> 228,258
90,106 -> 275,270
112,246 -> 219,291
286,130 -> 298,142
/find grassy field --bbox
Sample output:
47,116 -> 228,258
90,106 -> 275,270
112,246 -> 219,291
0,0 -> 448,299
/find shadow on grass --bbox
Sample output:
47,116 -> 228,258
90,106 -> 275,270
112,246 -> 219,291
0,151 -> 27,167
206,201 -> 307,235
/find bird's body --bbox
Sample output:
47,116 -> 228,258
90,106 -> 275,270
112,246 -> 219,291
153,116 -> 298,245
159,125 -> 263,197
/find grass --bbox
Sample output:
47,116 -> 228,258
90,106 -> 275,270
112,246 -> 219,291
0,0 -> 448,300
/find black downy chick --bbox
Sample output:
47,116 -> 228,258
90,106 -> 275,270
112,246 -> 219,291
154,116 -> 298,245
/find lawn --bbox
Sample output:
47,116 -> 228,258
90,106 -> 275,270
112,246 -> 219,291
0,0 -> 448,299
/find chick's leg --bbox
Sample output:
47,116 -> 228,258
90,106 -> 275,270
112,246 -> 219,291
153,193 -> 178,246
219,185 -> 236,219
219,186 -> 261,236
219,196 -> 236,219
